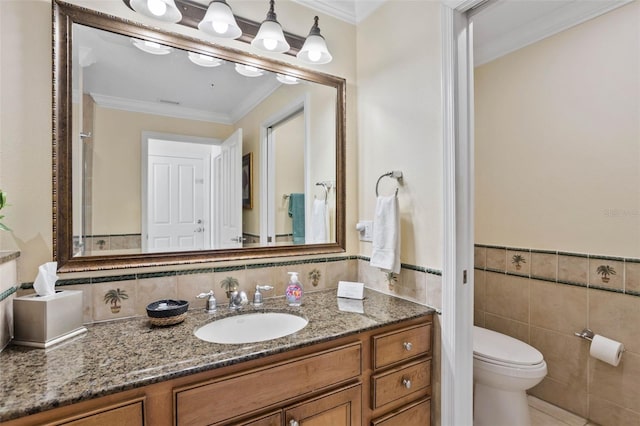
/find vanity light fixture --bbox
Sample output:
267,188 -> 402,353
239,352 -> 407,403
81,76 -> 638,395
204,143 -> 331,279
198,0 -> 242,39
276,73 -> 299,85
124,0 -> 332,63
187,51 -> 223,67
235,64 -> 264,77
130,0 -> 182,23
131,38 -> 172,55
251,0 -> 290,54
297,16 -> 332,65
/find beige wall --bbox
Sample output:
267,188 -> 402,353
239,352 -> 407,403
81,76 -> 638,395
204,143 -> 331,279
475,3 -> 640,424
0,0 -> 53,282
356,0 -> 443,270
0,0 -> 357,281
236,81 -> 337,239
92,106 -> 233,235
475,2 -> 640,258
274,113 -> 304,236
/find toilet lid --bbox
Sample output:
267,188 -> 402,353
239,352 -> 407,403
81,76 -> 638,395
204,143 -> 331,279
473,326 -> 543,366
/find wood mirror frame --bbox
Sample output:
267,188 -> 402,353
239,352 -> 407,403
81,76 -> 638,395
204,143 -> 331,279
53,1 -> 346,272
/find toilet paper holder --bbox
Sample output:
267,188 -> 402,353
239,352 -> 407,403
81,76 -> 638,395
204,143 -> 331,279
574,328 -> 595,341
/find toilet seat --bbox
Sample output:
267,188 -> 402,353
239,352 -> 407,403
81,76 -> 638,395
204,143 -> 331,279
473,326 -> 543,366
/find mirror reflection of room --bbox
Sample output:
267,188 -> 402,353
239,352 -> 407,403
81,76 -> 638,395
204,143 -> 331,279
71,23 -> 337,256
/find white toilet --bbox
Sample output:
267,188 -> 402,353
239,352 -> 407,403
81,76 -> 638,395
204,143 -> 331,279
473,326 -> 547,426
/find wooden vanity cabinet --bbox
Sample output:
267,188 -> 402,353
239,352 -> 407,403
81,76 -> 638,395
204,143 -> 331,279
369,323 -> 433,425
5,315 -> 432,426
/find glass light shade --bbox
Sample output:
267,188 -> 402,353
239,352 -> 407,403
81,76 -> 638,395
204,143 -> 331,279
276,74 -> 299,85
235,64 -> 264,77
297,17 -> 332,65
131,38 -> 172,55
187,52 -> 223,67
130,0 -> 182,23
252,20 -> 290,53
198,0 -> 242,39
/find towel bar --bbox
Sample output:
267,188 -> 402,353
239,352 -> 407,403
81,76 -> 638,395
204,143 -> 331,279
375,171 -> 403,196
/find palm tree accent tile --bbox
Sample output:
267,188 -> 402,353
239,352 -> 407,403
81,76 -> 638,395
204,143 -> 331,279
220,276 -> 239,298
511,254 -> 527,270
596,265 -> 616,283
308,269 -> 321,287
385,272 -> 397,291
104,288 -> 129,314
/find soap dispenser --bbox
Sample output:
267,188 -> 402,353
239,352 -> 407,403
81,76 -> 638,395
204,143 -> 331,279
285,272 -> 303,306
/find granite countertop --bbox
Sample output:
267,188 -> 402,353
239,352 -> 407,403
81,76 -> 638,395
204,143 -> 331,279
0,288 -> 434,422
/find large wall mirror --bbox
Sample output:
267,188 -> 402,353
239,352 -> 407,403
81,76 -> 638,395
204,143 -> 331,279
53,1 -> 346,272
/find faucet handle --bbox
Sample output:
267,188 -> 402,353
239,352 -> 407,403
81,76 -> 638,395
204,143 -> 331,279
197,290 -> 217,313
253,285 -> 273,306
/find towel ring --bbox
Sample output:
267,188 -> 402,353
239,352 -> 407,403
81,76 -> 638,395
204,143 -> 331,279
375,171 -> 403,196
315,182 -> 328,204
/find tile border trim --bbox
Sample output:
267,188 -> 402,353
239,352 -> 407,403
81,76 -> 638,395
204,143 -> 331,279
0,285 -> 17,302
476,244 -> 640,298
19,256 -> 443,289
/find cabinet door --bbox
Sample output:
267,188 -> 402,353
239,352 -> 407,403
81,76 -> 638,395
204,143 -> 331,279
237,410 -> 282,426
284,384 -> 361,426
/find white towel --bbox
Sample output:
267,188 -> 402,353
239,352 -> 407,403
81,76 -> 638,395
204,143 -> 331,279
310,198 -> 328,243
370,195 -> 400,274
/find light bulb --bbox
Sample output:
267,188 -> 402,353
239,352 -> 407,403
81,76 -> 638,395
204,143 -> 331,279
144,41 -> 162,49
308,50 -> 322,62
147,0 -> 167,17
263,38 -> 278,51
244,65 -> 258,72
212,22 -> 229,34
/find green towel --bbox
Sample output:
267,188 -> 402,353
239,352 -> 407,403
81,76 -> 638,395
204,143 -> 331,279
288,193 -> 305,244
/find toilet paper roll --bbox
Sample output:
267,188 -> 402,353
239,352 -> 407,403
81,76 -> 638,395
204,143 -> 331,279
590,334 -> 624,367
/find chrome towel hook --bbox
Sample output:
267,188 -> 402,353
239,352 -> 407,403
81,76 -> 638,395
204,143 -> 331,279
375,171 -> 403,197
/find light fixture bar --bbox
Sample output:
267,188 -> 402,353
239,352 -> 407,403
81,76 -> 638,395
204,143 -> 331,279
122,0 -> 306,55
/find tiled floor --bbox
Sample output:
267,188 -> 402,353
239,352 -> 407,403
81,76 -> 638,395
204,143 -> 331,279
529,396 -> 598,426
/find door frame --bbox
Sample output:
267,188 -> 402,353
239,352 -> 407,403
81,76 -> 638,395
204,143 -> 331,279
141,131 -> 220,251
440,1 -> 482,425
259,94 -> 310,245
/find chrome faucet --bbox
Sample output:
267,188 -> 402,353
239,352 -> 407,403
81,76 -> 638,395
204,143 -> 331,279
253,285 -> 274,306
228,290 -> 248,310
196,290 -> 217,313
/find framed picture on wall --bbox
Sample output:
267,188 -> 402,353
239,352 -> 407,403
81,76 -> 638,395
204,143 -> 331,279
242,153 -> 253,209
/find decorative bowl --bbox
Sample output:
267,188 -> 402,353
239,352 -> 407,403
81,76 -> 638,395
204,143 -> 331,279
146,299 -> 189,326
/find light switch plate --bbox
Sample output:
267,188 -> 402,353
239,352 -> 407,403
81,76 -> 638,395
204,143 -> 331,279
358,220 -> 373,242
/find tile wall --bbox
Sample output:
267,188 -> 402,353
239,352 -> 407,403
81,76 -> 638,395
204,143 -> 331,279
0,252 -> 19,351
475,244 -> 640,425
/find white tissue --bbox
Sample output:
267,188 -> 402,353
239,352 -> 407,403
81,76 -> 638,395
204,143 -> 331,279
590,334 -> 624,367
33,262 -> 58,297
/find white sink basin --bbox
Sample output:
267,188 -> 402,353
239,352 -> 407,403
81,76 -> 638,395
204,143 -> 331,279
194,312 -> 308,344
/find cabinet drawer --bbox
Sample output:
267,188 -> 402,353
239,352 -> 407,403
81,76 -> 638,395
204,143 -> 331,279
372,324 -> 431,370
58,398 -> 145,426
175,343 -> 361,425
371,358 -> 431,409
371,397 -> 430,426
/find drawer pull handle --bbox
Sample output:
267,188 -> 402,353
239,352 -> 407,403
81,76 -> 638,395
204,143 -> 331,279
403,341 -> 413,351
402,378 -> 412,389
290,420 -> 299,426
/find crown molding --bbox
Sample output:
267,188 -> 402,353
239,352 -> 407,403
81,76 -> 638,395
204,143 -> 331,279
90,93 -> 233,124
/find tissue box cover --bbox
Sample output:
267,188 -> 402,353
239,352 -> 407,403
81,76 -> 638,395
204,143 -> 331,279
13,290 -> 86,348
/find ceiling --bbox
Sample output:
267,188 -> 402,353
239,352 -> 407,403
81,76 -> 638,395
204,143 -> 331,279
291,0 -> 631,65
77,0 -> 632,122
